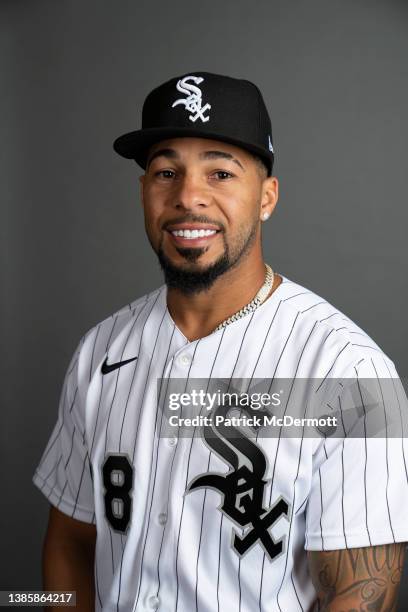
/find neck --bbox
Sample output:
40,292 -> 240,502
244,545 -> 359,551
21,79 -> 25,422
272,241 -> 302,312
166,253 -> 280,342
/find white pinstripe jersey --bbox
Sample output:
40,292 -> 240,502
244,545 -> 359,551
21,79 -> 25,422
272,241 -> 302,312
33,274 -> 408,612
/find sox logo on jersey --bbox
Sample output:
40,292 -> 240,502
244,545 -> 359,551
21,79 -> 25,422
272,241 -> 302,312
187,400 -> 290,561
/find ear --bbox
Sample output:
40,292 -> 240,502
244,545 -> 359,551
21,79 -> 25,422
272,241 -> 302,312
260,176 -> 279,222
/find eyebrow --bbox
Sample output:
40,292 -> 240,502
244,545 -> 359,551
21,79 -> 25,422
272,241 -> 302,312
146,148 -> 177,167
146,148 -> 245,171
200,150 -> 245,171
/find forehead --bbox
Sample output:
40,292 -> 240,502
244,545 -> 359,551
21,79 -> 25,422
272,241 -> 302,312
146,137 -> 251,164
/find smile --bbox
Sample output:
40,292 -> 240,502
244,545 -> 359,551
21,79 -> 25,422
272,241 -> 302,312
171,229 -> 217,239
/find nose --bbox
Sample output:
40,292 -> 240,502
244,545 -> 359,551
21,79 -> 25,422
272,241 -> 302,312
173,173 -> 210,211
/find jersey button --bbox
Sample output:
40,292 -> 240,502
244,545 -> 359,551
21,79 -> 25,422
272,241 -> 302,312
146,595 -> 160,609
179,354 -> 191,366
158,512 -> 167,525
168,435 -> 177,447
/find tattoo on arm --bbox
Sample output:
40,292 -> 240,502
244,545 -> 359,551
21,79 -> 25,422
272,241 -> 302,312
307,543 -> 406,611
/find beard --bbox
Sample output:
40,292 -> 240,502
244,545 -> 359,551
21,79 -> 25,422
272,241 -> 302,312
157,219 -> 259,295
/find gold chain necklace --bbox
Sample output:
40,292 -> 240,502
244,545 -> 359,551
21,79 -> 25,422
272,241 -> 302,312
213,264 -> 274,333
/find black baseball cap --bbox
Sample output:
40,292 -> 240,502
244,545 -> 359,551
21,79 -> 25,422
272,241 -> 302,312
113,71 -> 274,176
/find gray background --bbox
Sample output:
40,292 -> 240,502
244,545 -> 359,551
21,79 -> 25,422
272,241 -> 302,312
2,0 -> 407,606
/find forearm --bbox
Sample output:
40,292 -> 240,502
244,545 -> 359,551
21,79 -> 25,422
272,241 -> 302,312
313,588 -> 400,612
308,544 -> 405,612
43,540 -> 95,612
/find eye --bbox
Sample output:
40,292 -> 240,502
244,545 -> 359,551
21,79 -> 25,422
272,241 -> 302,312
154,169 -> 176,179
211,170 -> 234,180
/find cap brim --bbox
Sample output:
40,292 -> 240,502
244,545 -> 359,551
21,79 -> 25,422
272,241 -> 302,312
113,126 -> 273,174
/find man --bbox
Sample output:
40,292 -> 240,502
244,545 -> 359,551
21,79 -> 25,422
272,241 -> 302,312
33,72 -> 408,611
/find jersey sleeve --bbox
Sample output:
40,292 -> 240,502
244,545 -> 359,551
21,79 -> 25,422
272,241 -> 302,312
304,355 -> 408,550
32,338 -> 95,524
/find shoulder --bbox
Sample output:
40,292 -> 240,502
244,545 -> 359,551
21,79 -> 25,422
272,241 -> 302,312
84,285 -> 164,340
275,274 -> 397,377
70,285 -> 166,386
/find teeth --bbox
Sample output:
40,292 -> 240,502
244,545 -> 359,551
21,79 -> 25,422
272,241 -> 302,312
171,229 -> 217,238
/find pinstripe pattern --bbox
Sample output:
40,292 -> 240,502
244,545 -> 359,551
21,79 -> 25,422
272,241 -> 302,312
32,275 -> 408,611
372,359 -> 395,542
261,320 -> 320,611
276,400 -> 309,612
385,359 -> 408,485
131,323 -> 179,609
339,395 -> 347,548
356,365 -> 371,546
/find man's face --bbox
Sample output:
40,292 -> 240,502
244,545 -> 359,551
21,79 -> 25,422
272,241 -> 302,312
139,137 -> 277,293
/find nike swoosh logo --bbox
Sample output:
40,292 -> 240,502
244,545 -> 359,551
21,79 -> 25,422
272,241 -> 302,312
101,355 -> 138,375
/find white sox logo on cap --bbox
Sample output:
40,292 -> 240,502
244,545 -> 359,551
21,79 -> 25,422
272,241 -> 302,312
113,71 -> 275,175
171,75 -> 211,123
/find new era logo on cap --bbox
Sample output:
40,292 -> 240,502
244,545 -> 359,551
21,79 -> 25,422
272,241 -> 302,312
113,71 -> 275,176
171,75 -> 211,123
